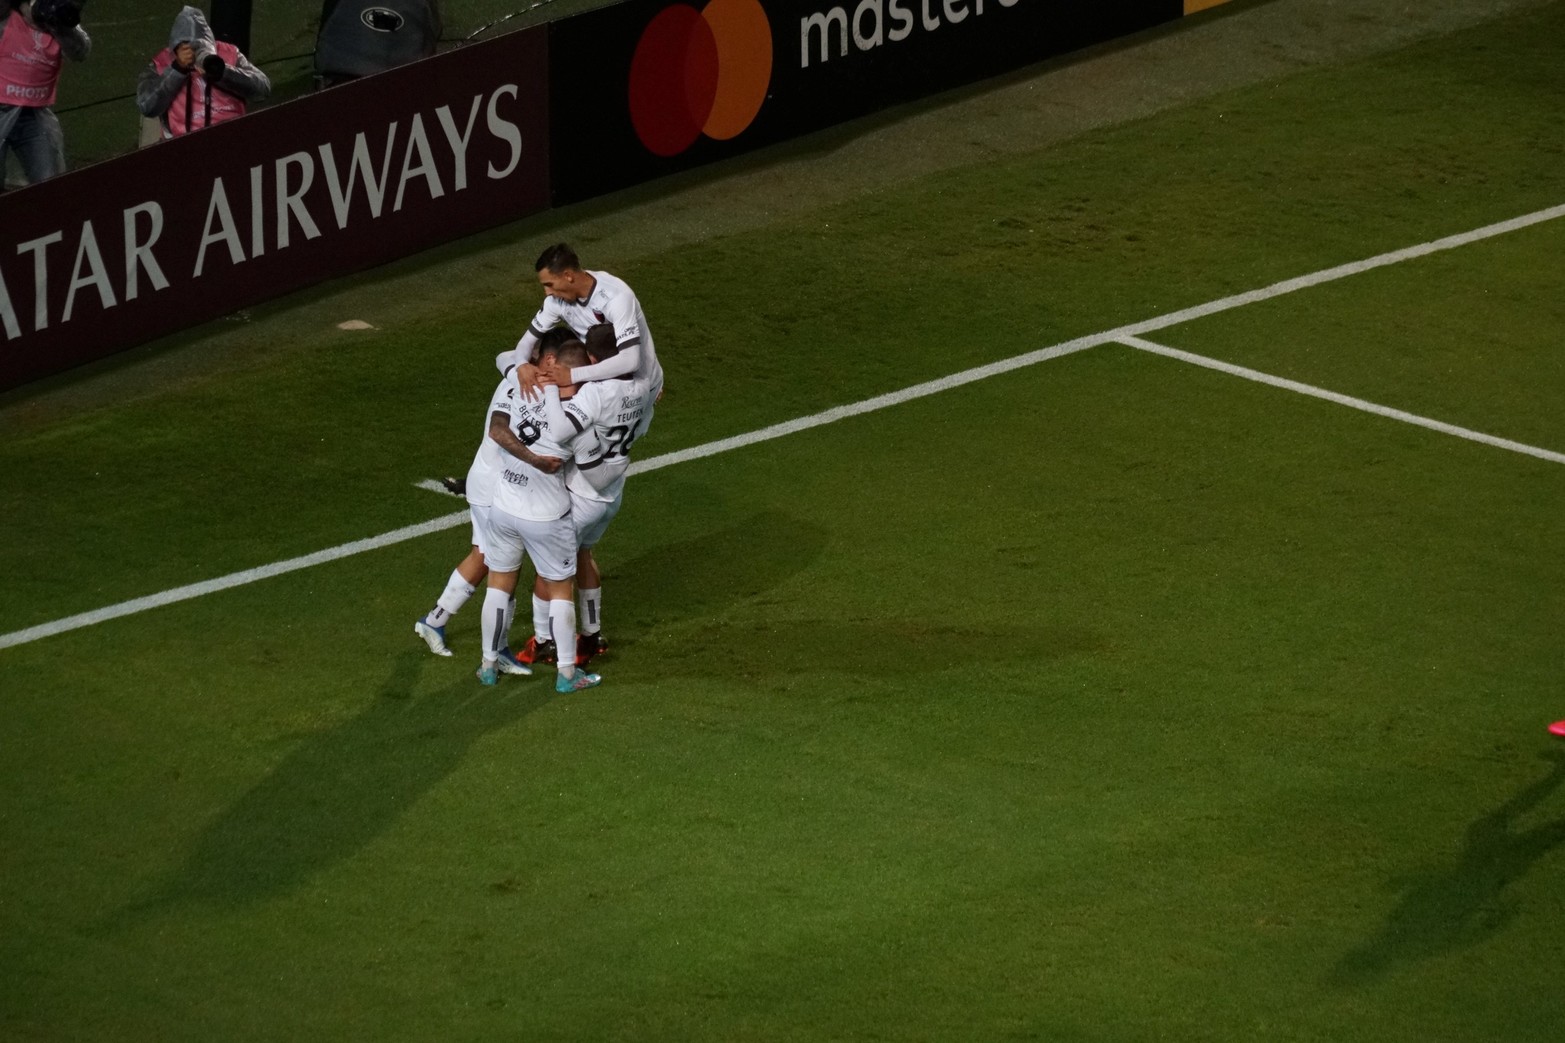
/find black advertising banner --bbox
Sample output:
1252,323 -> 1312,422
0,25 -> 550,392
0,1 -> 1200,391
548,0 -> 1182,203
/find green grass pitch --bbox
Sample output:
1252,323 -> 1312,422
3,3 -> 1565,1040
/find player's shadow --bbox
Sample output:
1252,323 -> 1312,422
602,509 -> 1104,676
607,509 -> 830,632
100,649 -> 547,928
656,618 -> 1107,681
1328,748 -> 1565,986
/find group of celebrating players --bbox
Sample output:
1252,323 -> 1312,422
412,243 -> 664,692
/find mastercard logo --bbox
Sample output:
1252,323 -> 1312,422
628,0 -> 773,158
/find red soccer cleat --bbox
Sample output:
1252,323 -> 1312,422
519,636 -> 557,665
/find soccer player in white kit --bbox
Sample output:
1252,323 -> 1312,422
413,370 -> 563,667
547,345 -> 659,665
499,243 -> 664,396
479,348 -> 606,692
414,329 -> 579,655
499,242 -> 665,668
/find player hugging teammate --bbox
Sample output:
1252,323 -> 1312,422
414,243 -> 663,691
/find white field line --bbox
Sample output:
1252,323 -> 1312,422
1119,335 -> 1565,465
0,513 -> 471,652
2,203 -> 1562,652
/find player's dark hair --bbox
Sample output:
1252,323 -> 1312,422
554,341 -> 590,368
535,242 -> 580,273
529,325 -> 576,364
537,326 -> 575,352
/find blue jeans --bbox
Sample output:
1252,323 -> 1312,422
0,104 -> 66,186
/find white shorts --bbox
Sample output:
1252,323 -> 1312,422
485,506 -> 577,580
468,504 -> 495,556
571,490 -> 623,550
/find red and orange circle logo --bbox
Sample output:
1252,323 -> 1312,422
628,0 -> 773,158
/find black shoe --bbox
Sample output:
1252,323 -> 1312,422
575,631 -> 607,667
520,636 -> 557,665
440,475 -> 468,497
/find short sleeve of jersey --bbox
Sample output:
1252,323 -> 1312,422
564,384 -> 608,461
573,436 -> 600,466
604,289 -> 642,350
561,388 -> 594,434
527,296 -> 564,339
488,378 -> 515,418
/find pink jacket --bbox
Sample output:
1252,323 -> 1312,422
0,9 -> 62,108
149,40 -> 248,137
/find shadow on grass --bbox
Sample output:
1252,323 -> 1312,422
593,509 -> 1103,677
599,509 -> 1103,676
1329,749 -> 1565,986
99,513 -> 824,927
653,618 -> 1108,681
100,649 -> 548,927
605,509 -> 830,628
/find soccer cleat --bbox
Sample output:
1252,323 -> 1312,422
554,670 -> 602,694
476,661 -> 499,686
414,617 -> 452,657
495,647 -> 533,676
440,476 -> 468,497
519,636 -> 557,665
1550,720 -> 1565,738
575,631 -> 608,667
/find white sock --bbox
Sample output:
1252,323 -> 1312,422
480,587 -> 510,662
427,570 -> 475,627
550,599 -> 577,678
578,586 -> 602,635
533,594 -> 552,644
502,595 -> 516,651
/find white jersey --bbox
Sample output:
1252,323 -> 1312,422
562,376 -> 658,504
489,389 -> 577,522
525,270 -> 663,388
463,377 -> 521,509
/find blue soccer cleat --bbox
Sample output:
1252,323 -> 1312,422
554,669 -> 602,694
414,616 -> 452,657
476,660 -> 499,686
496,647 -> 533,676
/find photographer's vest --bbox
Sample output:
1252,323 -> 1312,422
0,10 -> 62,108
151,41 -> 246,137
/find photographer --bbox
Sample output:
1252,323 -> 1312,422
137,5 -> 268,139
0,0 -> 90,187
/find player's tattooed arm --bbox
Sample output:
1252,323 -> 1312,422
489,411 -> 563,474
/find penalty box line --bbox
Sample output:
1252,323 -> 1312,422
1120,335 -> 1565,467
2,202 -> 1562,652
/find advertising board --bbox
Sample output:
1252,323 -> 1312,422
549,0 -> 1183,202
0,25 -> 550,391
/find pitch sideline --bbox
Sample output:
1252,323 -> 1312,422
2,202 -> 1562,652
